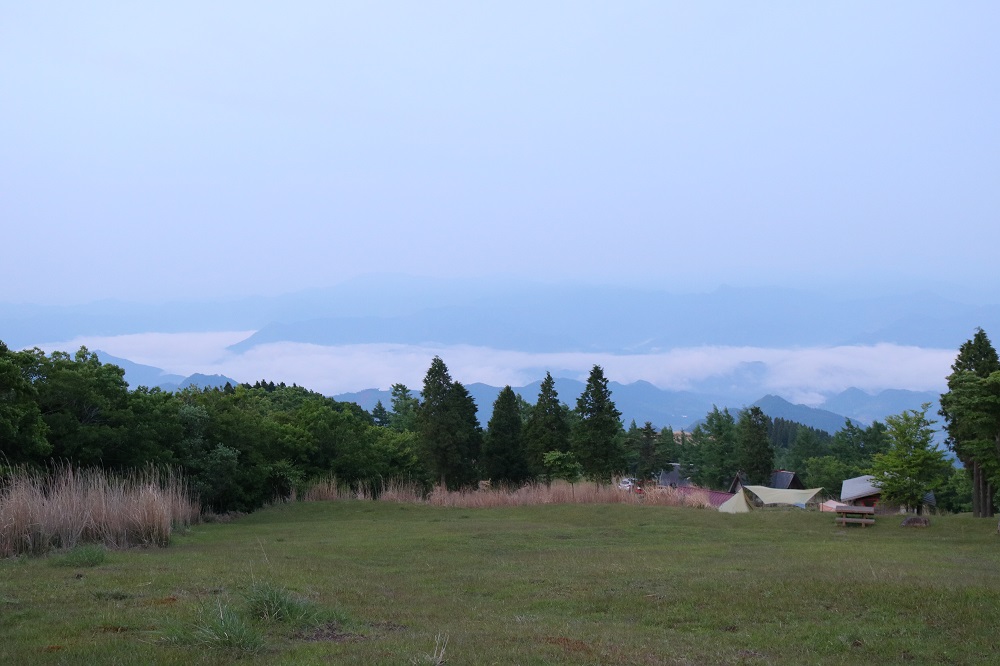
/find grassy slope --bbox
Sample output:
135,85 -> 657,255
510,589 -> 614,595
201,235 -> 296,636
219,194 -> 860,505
2,501 -> 1000,665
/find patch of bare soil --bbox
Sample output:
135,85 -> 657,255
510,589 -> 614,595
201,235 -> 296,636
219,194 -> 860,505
293,622 -> 363,643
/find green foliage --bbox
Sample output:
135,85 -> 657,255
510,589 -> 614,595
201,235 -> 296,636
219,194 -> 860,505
523,372 -> 571,478
389,383 -> 420,432
0,342 -> 50,462
828,419 -> 890,470
736,406 -> 774,485
801,455 -> 859,494
940,328 -> 1000,517
936,466 -> 973,514
868,404 -> 950,512
682,406 -> 737,489
34,346 -> 133,466
630,421 -> 660,481
371,399 -> 391,427
542,450 -> 583,485
571,365 -> 625,483
417,357 -> 481,489
482,386 -> 530,485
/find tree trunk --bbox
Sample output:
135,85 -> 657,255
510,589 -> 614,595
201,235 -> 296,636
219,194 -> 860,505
972,462 -> 983,518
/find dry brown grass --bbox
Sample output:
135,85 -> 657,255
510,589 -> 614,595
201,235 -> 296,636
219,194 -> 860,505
303,476 -> 718,510
0,464 -> 199,557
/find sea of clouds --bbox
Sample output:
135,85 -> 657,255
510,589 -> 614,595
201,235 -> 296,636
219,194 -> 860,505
34,331 -> 956,407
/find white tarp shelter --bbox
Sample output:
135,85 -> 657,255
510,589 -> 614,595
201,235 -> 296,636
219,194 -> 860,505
840,475 -> 880,503
718,485 -> 823,513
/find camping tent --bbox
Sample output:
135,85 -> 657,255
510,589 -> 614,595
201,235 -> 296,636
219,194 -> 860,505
718,485 -> 823,513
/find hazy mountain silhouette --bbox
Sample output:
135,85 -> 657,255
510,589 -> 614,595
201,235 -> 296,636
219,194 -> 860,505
7,280 -> 998,352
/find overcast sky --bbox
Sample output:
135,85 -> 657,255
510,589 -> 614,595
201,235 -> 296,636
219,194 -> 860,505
3,2 -> 999,305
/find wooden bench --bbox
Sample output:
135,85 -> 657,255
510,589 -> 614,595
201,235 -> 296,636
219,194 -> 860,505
835,505 -> 875,527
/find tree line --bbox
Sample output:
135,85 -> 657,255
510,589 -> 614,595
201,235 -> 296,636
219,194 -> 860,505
4,329 -> 993,515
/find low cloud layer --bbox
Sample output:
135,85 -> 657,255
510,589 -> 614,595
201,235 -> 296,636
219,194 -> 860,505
34,332 -> 956,406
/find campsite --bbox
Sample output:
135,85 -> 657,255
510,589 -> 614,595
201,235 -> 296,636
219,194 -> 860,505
3,495 -> 999,665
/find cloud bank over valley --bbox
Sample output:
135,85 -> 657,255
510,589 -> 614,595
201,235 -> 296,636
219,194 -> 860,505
35,331 -> 954,409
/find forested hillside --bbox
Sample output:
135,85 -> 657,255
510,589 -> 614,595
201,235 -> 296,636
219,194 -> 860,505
3,331 -> 992,516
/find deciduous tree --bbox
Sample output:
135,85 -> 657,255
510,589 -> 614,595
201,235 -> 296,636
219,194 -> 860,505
869,404 -> 950,514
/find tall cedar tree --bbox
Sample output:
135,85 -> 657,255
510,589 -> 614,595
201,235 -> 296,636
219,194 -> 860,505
869,404 -> 949,514
736,406 -> 774,485
655,426 -> 679,470
482,386 -> 531,485
417,357 -> 481,489
682,407 -> 736,489
940,328 -> 1000,517
523,372 -> 571,477
572,365 -> 624,483
941,370 -> 1000,517
634,421 -> 660,482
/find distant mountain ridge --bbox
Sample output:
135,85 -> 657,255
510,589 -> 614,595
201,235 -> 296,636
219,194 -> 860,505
88,350 -> 942,433
334,380 -> 939,434
94,351 -> 237,392
6,279 -> 999,351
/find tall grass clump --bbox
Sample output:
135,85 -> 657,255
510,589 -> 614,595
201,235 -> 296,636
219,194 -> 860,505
0,463 -> 200,558
179,599 -> 266,655
243,580 -> 320,626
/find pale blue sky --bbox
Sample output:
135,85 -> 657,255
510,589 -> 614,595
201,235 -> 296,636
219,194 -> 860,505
3,2 -> 999,304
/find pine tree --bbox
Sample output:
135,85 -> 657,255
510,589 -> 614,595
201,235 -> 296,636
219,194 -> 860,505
571,365 -> 624,483
736,406 -> 774,486
482,386 -> 530,485
523,372 -> 571,477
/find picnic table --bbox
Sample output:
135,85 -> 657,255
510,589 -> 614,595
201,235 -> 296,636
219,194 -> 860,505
835,504 -> 875,527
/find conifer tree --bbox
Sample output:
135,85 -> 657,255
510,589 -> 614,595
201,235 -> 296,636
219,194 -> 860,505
371,400 -> 391,427
388,383 -> 419,432
482,386 -> 530,485
736,406 -> 774,486
683,406 -> 736,489
634,421 -> 659,482
571,365 -> 624,483
940,328 -> 1000,517
416,357 -> 480,489
523,372 -> 571,477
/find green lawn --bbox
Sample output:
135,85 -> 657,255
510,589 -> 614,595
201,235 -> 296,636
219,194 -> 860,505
2,501 -> 999,664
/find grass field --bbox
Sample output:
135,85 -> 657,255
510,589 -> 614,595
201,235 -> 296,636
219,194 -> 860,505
2,500 -> 1000,665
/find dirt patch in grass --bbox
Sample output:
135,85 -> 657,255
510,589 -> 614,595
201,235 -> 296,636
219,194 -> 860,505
544,636 -> 595,656
292,621 -> 362,643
